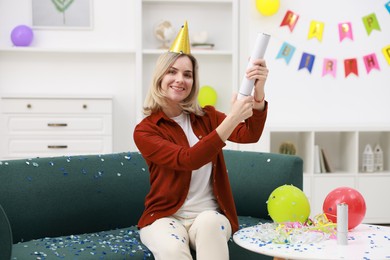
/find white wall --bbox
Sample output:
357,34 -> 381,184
0,0 -> 138,152
240,0 -> 390,128
1,0 -> 389,154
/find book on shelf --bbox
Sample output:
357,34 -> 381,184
191,43 -> 215,49
314,145 -> 333,173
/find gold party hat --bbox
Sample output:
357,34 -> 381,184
169,21 -> 191,54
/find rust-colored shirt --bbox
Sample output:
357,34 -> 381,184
133,104 -> 267,233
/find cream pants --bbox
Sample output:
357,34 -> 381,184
140,210 -> 232,260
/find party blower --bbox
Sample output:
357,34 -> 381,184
238,32 -> 270,100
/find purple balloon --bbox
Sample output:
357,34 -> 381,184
11,25 -> 34,46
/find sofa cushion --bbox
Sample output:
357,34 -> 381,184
12,226 -> 152,260
0,204 -> 12,260
11,216 -> 271,260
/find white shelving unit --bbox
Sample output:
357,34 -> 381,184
265,127 -> 390,224
136,0 -> 239,122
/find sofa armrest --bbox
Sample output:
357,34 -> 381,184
223,150 -> 303,220
0,204 -> 12,260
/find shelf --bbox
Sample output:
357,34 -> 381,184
142,49 -> 233,55
0,47 -> 135,54
267,127 -> 390,223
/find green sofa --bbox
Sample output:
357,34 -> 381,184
0,150 -> 303,260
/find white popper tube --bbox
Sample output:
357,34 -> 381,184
237,33 -> 270,100
337,203 -> 348,245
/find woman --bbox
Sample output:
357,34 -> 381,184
133,22 -> 268,260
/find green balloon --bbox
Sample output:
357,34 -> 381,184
198,85 -> 217,107
267,184 -> 311,223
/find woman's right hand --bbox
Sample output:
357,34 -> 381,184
215,93 -> 254,142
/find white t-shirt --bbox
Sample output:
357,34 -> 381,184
171,112 -> 219,219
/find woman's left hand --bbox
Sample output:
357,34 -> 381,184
246,58 -> 268,110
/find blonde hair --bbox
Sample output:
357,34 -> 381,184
143,52 -> 204,116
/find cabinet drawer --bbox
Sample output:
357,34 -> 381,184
6,115 -> 112,135
1,98 -> 112,114
6,137 -> 112,158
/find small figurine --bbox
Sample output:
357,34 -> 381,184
373,144 -> 384,172
362,144 -> 374,172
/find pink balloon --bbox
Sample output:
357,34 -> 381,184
11,25 -> 34,46
323,187 -> 366,230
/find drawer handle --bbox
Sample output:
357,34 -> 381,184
27,104 -> 32,109
47,123 -> 68,127
83,104 -> 88,109
47,145 -> 68,149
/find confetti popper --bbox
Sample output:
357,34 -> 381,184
337,203 -> 348,245
238,32 -> 270,100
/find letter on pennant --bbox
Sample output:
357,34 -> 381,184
280,10 -> 299,32
338,22 -> 353,42
276,42 -> 296,64
382,45 -> 390,65
322,58 -> 337,78
363,53 -> 380,74
362,13 -> 381,35
344,58 -> 358,77
308,21 -> 325,42
299,52 -> 315,73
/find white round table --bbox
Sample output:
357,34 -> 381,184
233,224 -> 390,260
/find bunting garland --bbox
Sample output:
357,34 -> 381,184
276,42 -> 296,64
383,45 -> 390,65
322,58 -> 337,78
363,53 -> 380,73
308,21 -> 324,42
338,22 -> 354,42
299,52 -> 316,73
274,4 -> 389,78
344,58 -> 359,77
362,13 -> 381,35
386,1 -> 390,14
280,10 -> 300,32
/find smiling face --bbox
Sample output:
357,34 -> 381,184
160,55 -> 194,116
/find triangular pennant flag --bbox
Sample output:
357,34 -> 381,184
363,53 -> 380,73
344,58 -> 358,77
280,10 -> 299,32
362,13 -> 381,35
298,52 -> 315,73
385,1 -> 390,14
276,42 -> 296,64
338,22 -> 353,42
382,45 -> 390,65
308,21 -> 324,42
322,58 -> 337,78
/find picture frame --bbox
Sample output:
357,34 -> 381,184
32,0 -> 93,30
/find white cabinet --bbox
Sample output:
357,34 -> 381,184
265,127 -> 390,224
0,96 -> 113,159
